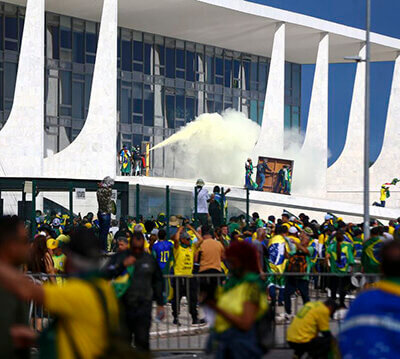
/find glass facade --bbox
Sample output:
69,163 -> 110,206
0,2 -> 301,173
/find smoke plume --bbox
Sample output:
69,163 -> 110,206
151,110 -> 260,185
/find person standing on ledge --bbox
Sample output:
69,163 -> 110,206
256,158 -> 272,191
118,145 -> 131,176
194,179 -> 210,227
245,158 -> 256,190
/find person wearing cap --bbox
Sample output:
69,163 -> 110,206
194,179 -> 210,226
287,226 -> 300,246
169,215 -> 180,238
155,212 -> 166,229
51,218 -> 62,237
372,184 -> 390,207
339,241 -> 400,358
287,299 -> 337,359
50,240 -> 66,287
172,223 -> 205,325
284,227 -> 315,319
0,226 -> 124,358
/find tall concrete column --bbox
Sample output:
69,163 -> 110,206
294,33 -> 329,197
327,44 -> 366,199
0,0 -> 44,177
370,53 -> 400,205
44,0 -> 118,179
252,22 -> 285,159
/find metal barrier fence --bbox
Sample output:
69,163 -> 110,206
26,272 -> 381,353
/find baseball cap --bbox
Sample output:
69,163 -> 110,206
151,228 -> 159,236
47,238 -> 59,250
303,227 -> 314,236
288,227 -> 298,234
196,179 -> 205,186
324,214 -> 333,221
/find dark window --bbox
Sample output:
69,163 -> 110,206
166,95 -> 174,128
176,95 -> 184,119
60,71 -> 72,105
121,87 -> 132,124
73,31 -> 84,63
166,47 -> 175,78
5,16 -> 17,39
133,40 -> 143,62
185,97 -> 195,122
186,51 -> 195,81
224,59 -> 232,88
144,90 -> 153,126
121,40 -> 132,71
60,27 -> 72,49
133,82 -> 142,114
72,81 -> 84,118
48,25 -> 59,59
0,18 -> 3,51
86,32 -> 97,53
144,43 -> 152,74
206,56 -> 214,84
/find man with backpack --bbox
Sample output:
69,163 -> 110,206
283,227 -> 315,320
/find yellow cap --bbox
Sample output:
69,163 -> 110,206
47,238 -> 59,250
84,223 -> 92,229
56,234 -> 70,243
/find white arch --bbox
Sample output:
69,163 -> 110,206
0,0 -> 44,177
44,0 -> 118,179
327,45 -> 366,200
294,33 -> 329,197
252,22 -> 285,160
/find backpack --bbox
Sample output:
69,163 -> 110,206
64,282 -> 137,359
287,252 -> 307,273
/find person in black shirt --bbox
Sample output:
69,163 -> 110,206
105,231 -> 165,353
256,159 -> 272,191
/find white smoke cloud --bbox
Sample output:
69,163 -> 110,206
151,110 -> 260,186
152,110 -> 326,197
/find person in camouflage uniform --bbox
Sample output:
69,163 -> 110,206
97,176 -> 115,251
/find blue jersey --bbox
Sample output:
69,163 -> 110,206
152,240 -> 173,272
339,280 -> 400,358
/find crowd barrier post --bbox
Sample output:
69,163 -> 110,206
135,183 -> 140,222
221,187 -> 225,224
194,186 -> 198,227
246,187 -> 250,226
166,185 -> 170,240
30,180 -> 37,238
68,182 -> 73,220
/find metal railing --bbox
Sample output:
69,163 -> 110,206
25,271 -> 381,353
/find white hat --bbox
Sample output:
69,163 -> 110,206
288,227 -> 298,234
289,216 -> 296,222
325,214 -> 333,220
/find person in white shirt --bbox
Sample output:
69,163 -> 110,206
193,179 -> 210,226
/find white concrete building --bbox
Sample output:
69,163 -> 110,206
0,0 -> 400,215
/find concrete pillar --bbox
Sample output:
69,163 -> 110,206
294,33 -> 329,197
0,0 -> 44,177
252,22 -> 285,159
44,0 -> 118,179
327,45 -> 366,200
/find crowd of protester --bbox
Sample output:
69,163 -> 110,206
0,179 -> 399,358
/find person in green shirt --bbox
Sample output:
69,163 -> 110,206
362,226 -> 384,275
284,227 -> 315,317
228,217 -> 240,234
326,230 -> 355,308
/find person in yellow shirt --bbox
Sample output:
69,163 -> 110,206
205,240 -> 268,358
0,227 -> 129,359
49,240 -> 66,286
287,300 -> 337,359
171,223 -> 205,325
373,184 -> 390,207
